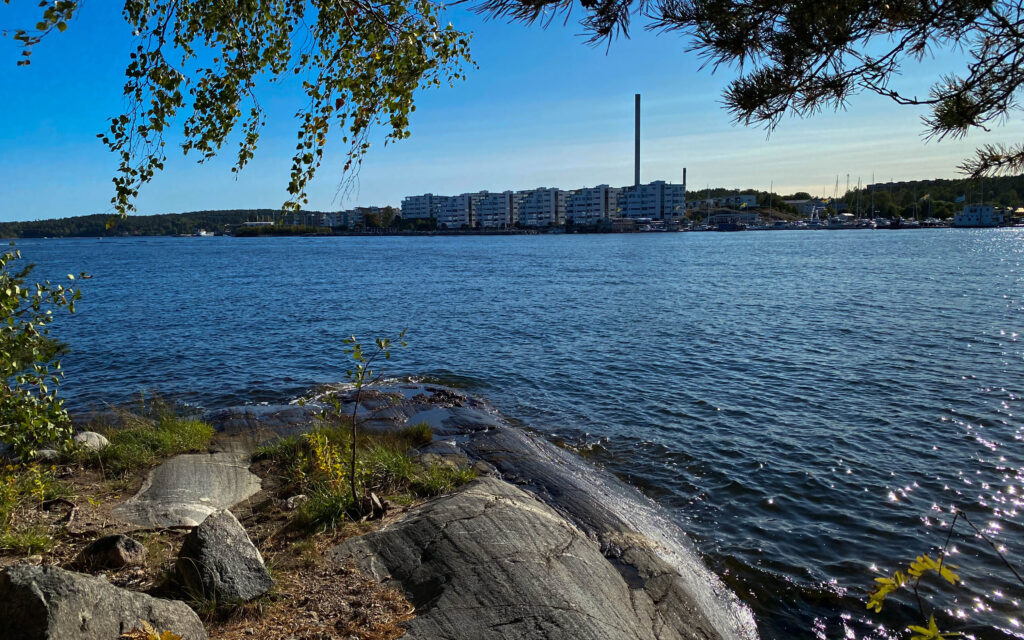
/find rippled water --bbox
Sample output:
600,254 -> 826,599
15,230 -> 1024,638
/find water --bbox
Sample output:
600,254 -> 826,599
12,230 -> 1024,638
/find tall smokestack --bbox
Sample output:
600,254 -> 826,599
634,94 -> 641,188
683,167 -> 687,192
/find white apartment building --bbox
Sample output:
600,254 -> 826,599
516,188 -> 566,227
476,191 -> 518,228
401,193 -> 443,220
437,194 -> 474,229
618,181 -> 687,220
565,185 -> 621,225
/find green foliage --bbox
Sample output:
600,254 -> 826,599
83,404 -> 214,477
0,245 -> 80,459
0,462 -> 69,554
330,330 -> 408,510
400,421 -> 434,447
264,423 -> 472,530
410,464 -> 477,497
7,1 -> 473,214
865,507 -> 1021,640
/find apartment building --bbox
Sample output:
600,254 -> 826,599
618,181 -> 687,220
437,194 -> 474,229
516,188 -> 566,227
476,191 -> 518,228
565,185 -> 621,225
401,193 -> 443,220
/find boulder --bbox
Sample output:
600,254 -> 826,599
332,477 -> 732,640
0,564 -> 206,640
73,431 -> 109,451
176,509 -> 273,604
77,534 -> 148,570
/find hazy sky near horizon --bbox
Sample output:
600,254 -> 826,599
1,3 -> 1020,221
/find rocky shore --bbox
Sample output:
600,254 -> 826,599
0,383 -> 757,640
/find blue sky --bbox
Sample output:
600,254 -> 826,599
0,3 -> 1018,221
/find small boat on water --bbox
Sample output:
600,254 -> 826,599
716,221 -> 747,232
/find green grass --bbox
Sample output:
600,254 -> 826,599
80,408 -> 215,477
0,526 -> 55,554
0,463 -> 71,533
257,421 -> 476,531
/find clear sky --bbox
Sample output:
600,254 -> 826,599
0,3 -> 1019,221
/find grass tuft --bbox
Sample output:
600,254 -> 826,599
82,411 -> 215,477
0,525 -> 55,554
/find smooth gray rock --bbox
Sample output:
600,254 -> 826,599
76,534 -> 148,569
114,451 -> 261,527
73,431 -> 109,451
176,509 -> 273,604
463,426 -> 758,640
333,477 -> 732,640
0,564 -> 206,640
32,449 -> 59,462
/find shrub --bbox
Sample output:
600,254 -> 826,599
0,245 -> 80,459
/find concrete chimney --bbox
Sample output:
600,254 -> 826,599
634,93 -> 641,188
683,167 -> 687,192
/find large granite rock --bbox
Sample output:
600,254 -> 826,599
114,451 -> 261,527
0,564 -> 206,640
333,477 -> 737,640
176,509 -> 273,604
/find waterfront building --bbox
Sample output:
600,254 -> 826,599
953,204 -> 1002,227
339,209 -> 364,228
707,211 -> 760,226
618,181 -> 687,220
401,194 -> 443,221
476,191 -> 518,228
437,194 -> 474,229
565,185 -> 621,225
686,194 -> 759,211
516,188 -> 566,227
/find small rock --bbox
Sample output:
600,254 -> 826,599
0,442 -> 17,462
73,431 -> 109,451
33,449 -> 59,462
25,555 -> 42,566
77,534 -> 148,569
284,494 -> 309,511
0,564 -> 207,640
472,460 -> 498,477
419,452 -> 469,470
176,509 -> 273,603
